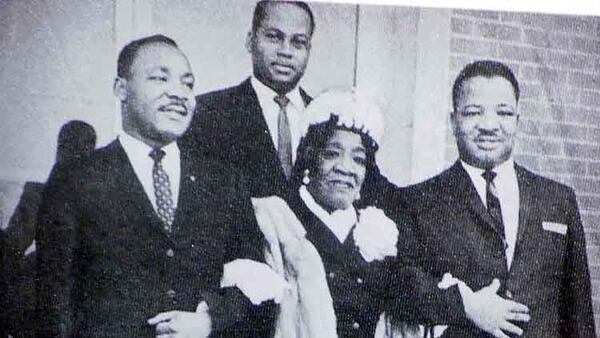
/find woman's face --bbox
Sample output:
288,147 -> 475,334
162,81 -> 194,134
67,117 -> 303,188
308,129 -> 367,212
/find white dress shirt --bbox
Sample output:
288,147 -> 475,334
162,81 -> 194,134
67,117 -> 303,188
461,159 -> 520,268
251,76 -> 306,162
119,132 -> 181,213
299,185 -> 357,243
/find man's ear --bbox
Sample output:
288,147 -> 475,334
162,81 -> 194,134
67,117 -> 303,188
113,77 -> 127,101
449,110 -> 458,137
245,31 -> 254,54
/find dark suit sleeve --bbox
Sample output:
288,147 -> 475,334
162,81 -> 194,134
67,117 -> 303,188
36,172 -> 80,337
385,188 -> 471,327
202,167 -> 275,336
560,189 -> 596,337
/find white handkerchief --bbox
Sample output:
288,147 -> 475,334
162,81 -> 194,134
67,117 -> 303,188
221,259 -> 290,305
437,272 -> 460,290
542,221 -> 568,235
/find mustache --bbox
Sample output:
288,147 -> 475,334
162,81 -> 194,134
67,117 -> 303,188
159,97 -> 189,110
474,129 -> 504,140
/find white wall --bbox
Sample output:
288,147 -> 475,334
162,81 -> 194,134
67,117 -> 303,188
150,0 -> 358,95
0,0 -> 449,188
0,0 -> 116,182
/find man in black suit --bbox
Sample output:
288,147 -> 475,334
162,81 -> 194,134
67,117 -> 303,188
182,0 -> 314,198
393,60 -> 595,337
36,34 -> 272,337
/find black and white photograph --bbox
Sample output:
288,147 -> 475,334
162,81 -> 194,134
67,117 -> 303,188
0,0 -> 599,336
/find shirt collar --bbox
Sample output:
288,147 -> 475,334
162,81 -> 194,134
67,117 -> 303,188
460,158 -> 515,181
250,76 -> 305,110
118,131 -> 180,164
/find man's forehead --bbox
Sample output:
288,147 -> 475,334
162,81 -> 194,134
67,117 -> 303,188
459,76 -> 517,102
132,43 -> 191,72
260,2 -> 312,33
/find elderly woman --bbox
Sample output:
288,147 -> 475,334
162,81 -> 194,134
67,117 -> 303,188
280,89 -> 402,337
245,89 -> 420,337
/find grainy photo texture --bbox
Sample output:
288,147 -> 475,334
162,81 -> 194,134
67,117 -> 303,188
0,0 -> 598,337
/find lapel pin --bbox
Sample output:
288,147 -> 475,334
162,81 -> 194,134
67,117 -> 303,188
190,175 -> 196,182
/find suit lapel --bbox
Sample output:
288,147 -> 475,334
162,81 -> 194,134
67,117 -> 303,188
109,140 -> 176,244
512,164 -> 538,268
299,87 -> 312,106
443,162 -> 505,241
236,79 -> 288,185
172,150 -> 208,223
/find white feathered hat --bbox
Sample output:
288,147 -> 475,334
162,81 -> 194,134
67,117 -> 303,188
300,88 -> 385,146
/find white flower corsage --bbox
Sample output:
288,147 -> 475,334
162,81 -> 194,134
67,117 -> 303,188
352,207 -> 398,262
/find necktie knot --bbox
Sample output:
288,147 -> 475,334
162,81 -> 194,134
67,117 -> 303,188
149,148 -> 166,163
482,170 -> 497,183
274,95 -> 290,109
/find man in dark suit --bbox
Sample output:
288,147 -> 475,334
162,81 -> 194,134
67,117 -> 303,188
392,60 -> 595,337
182,0 -> 314,198
36,34 -> 273,337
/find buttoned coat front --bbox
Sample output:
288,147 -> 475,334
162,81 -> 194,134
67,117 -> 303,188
389,161 -> 595,338
286,192 -> 399,337
36,140 -> 273,337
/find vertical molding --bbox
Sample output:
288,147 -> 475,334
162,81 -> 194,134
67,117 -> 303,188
410,8 -> 452,183
114,0 -> 154,54
352,4 -> 360,87
354,6 -> 420,186
113,0 -> 155,134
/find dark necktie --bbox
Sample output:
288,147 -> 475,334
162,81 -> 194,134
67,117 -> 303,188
149,148 -> 175,232
482,170 -> 505,238
274,95 -> 292,179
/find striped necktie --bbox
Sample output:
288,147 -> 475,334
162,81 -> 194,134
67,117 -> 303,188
482,170 -> 504,238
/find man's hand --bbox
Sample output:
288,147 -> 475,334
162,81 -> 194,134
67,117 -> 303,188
148,310 -> 211,338
459,279 -> 530,338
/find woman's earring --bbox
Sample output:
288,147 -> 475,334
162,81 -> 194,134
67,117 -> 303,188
302,169 -> 310,185
355,192 -> 361,201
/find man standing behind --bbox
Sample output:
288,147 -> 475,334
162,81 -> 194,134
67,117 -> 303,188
395,60 -> 595,337
36,35 -> 271,337
182,0 -> 314,197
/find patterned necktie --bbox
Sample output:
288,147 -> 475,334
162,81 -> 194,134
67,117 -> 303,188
482,170 -> 505,238
274,95 -> 292,179
149,148 -> 175,233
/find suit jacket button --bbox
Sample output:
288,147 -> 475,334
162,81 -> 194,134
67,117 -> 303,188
166,249 -> 175,257
328,272 -> 335,279
352,322 -> 360,330
166,289 -> 176,298
356,277 -> 363,284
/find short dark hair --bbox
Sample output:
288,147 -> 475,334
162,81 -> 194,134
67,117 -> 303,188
251,0 -> 315,36
292,115 -> 378,202
117,34 -> 178,79
452,60 -> 520,111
